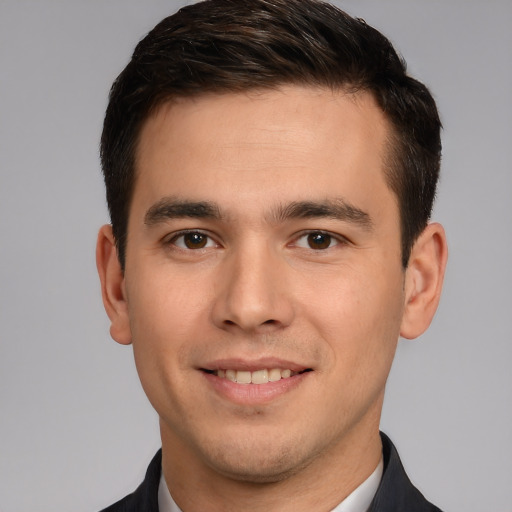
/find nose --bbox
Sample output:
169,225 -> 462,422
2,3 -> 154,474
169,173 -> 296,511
211,243 -> 294,334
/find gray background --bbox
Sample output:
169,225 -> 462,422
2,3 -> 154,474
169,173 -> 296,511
1,1 -> 511,511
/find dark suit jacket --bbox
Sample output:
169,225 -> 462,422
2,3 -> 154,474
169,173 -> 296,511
100,432 -> 443,512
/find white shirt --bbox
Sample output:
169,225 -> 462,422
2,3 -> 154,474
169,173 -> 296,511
158,458 -> 383,512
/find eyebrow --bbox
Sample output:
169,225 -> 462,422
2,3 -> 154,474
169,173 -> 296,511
144,196 -> 373,231
144,197 -> 222,225
269,199 -> 373,230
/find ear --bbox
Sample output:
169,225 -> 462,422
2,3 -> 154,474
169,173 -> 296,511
96,225 -> 132,345
400,222 -> 448,339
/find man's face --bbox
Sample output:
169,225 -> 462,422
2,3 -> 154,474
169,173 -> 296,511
117,86 -> 408,481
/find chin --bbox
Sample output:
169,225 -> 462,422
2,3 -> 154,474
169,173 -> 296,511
212,456 -> 305,484
202,435 -> 316,484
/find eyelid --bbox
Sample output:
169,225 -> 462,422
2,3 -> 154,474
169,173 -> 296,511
162,228 -> 349,251
165,229 -> 220,250
291,230 -> 349,249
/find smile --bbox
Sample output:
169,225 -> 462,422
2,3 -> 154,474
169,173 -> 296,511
206,368 -> 310,384
201,363 -> 313,404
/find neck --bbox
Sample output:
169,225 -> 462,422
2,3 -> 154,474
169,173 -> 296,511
160,413 -> 383,512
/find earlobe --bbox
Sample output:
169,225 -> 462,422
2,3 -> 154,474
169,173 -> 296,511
96,225 -> 132,345
400,223 -> 448,340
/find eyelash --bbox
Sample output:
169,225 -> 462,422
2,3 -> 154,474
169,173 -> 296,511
165,230 -> 219,250
292,230 -> 348,250
165,229 -> 348,252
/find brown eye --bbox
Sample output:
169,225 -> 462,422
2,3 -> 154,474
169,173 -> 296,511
183,232 -> 208,249
307,232 -> 332,249
169,231 -> 217,251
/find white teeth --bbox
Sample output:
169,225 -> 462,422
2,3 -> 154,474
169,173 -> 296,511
236,370 -> 252,384
251,369 -> 268,384
215,368 -> 299,384
268,368 -> 282,382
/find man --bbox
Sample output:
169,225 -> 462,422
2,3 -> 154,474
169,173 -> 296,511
96,0 -> 447,510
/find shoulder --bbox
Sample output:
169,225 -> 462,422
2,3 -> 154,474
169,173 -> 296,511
370,433 -> 443,512
98,450 -> 162,512
100,493 -> 136,512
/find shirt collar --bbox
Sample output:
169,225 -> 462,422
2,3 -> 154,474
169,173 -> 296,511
330,457 -> 383,512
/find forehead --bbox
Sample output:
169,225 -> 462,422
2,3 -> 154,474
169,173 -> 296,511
133,85 -> 395,220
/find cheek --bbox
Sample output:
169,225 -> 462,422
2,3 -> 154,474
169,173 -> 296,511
303,266 -> 404,368
127,262 -> 211,338
124,269 -> 211,395
127,293 -> 205,426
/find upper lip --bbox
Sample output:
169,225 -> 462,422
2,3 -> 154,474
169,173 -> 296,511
199,357 -> 311,372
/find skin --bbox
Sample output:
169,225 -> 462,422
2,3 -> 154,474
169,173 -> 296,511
97,85 -> 447,511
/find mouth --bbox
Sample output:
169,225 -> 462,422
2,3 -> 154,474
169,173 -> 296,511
202,368 -> 312,385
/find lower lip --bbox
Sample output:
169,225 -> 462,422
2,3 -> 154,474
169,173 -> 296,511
202,371 -> 310,405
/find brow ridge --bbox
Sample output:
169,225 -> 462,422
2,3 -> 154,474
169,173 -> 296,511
144,196 -> 372,231
270,199 -> 373,230
144,197 -> 222,225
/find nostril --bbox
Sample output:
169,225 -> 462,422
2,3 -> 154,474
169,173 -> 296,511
219,316 -> 286,334
223,319 -> 277,327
